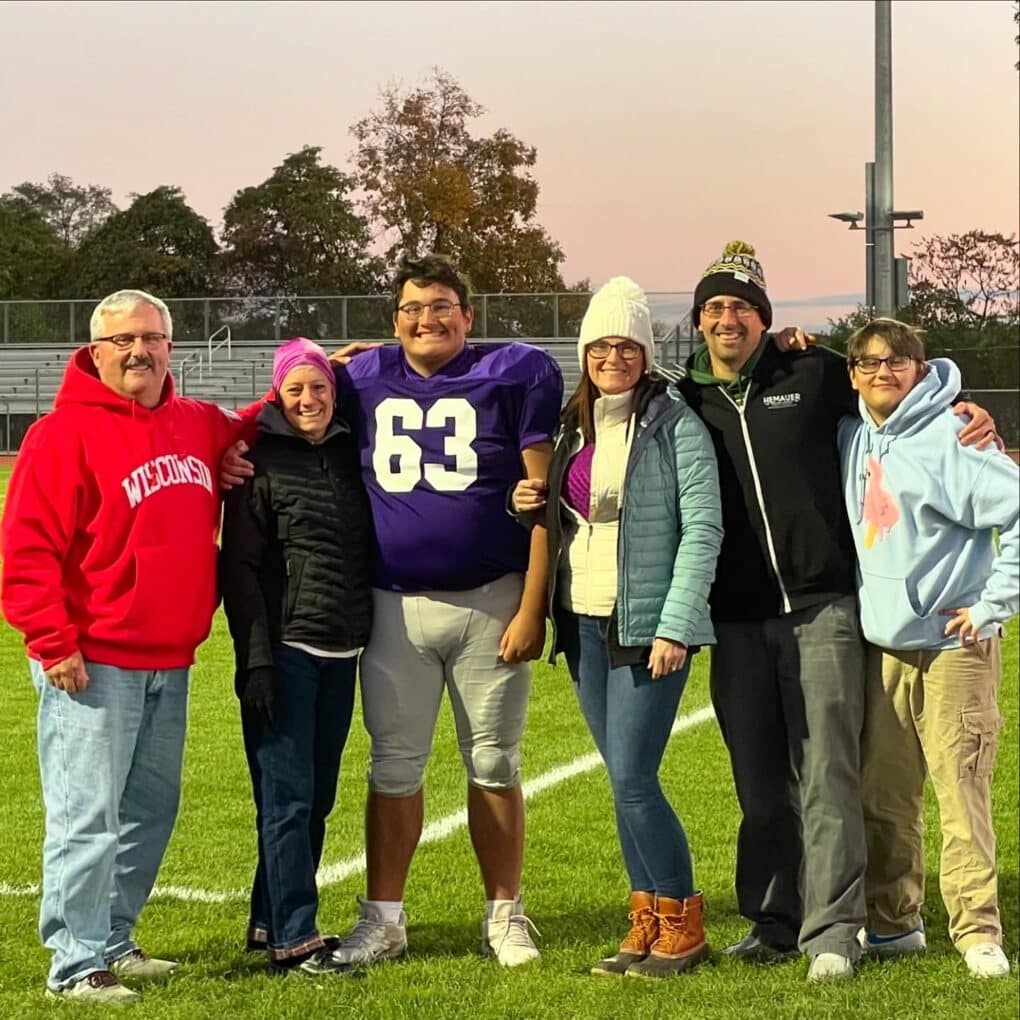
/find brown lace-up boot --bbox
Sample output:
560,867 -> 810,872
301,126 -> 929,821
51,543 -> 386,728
590,891 -> 658,976
626,892 -> 709,979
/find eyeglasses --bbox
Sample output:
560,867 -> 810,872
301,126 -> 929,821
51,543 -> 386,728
852,354 -> 916,375
93,332 -> 168,350
397,300 -> 462,320
700,301 -> 758,320
586,340 -> 644,361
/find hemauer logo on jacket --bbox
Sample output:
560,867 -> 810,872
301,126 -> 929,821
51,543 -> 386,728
762,393 -> 801,409
121,455 -> 214,508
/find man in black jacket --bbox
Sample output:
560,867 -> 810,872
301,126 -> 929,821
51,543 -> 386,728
677,241 -> 995,983
677,241 -> 865,983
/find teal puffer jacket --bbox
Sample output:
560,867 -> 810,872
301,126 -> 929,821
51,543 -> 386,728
615,387 -> 722,648
545,383 -> 722,657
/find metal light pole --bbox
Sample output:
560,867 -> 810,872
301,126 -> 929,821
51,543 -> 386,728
873,0 -> 895,316
829,1 -> 922,317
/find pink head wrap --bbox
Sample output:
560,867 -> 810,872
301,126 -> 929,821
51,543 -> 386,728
272,337 -> 335,395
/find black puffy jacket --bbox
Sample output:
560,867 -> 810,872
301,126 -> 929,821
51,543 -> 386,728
220,403 -> 374,693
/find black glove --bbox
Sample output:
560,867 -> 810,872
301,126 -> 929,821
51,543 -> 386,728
241,667 -> 276,726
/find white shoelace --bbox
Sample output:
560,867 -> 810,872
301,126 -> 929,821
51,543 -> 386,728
343,918 -> 397,950
490,913 -> 541,954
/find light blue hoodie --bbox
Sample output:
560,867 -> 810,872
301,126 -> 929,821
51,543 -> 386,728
838,358 -> 1019,650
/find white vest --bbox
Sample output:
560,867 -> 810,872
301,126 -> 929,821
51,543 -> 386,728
559,391 -> 635,616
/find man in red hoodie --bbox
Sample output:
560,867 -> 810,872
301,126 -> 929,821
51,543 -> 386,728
1,289 -> 257,1004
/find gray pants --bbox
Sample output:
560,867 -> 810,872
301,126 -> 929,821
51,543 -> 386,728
710,595 -> 866,959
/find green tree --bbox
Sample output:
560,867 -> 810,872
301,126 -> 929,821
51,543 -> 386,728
0,198 -> 64,299
903,231 -> 1019,396
827,232 -> 1019,346
351,68 -> 567,295
221,146 -> 377,296
220,146 -> 379,340
72,186 -> 219,298
8,173 -> 117,248
826,231 -> 1019,401
0,199 -> 72,340
904,230 -> 1019,338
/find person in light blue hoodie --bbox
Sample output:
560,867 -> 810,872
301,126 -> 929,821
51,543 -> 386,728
837,317 -> 1018,981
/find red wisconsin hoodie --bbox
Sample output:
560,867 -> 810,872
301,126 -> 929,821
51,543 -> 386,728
1,348 -> 259,670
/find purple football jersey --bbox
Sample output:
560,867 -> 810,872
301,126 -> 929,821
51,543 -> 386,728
344,342 -> 563,591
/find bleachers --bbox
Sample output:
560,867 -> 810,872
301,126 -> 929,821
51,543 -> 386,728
1,338 -> 690,411
0,334 -> 696,451
178,339 -> 596,408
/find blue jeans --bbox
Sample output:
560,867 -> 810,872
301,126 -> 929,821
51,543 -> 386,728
29,659 -> 189,990
242,643 -> 356,957
559,613 -> 694,899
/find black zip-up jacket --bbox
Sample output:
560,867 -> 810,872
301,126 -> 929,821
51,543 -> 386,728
678,339 -> 857,622
220,403 -> 374,694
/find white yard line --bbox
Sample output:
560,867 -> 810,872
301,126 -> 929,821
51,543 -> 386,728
1,705 -> 716,903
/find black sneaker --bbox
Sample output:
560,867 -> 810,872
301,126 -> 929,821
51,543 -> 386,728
294,948 -> 360,977
722,933 -> 799,963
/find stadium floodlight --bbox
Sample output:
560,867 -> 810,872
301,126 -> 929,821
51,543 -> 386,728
828,211 -> 864,229
892,210 -> 924,227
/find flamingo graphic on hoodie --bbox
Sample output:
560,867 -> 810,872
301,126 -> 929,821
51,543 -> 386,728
838,358 -> 1019,650
862,456 -> 900,549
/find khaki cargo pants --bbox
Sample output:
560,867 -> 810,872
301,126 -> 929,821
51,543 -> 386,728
861,638 -> 1004,951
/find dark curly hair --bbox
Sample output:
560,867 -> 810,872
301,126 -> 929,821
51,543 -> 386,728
391,254 -> 473,315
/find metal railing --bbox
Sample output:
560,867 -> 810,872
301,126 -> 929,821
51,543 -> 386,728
177,325 -> 232,396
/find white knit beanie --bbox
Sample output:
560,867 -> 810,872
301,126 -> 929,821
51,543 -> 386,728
578,276 -> 654,371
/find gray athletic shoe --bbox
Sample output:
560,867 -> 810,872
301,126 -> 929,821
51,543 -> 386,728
46,969 -> 141,1005
109,949 -> 178,981
330,898 -> 407,965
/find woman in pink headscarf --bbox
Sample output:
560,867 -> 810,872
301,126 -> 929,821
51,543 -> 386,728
220,338 -> 374,977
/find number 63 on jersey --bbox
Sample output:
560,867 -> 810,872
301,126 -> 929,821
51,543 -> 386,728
372,397 -> 478,493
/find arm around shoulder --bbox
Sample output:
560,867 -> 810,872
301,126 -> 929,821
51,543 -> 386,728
0,421 -> 84,666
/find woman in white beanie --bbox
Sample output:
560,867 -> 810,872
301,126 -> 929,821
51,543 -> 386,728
513,277 -> 723,978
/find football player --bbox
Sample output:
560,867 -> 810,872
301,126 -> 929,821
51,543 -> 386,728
220,256 -> 563,966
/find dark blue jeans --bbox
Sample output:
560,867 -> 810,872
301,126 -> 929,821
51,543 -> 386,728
560,612 -> 694,900
241,643 -> 356,956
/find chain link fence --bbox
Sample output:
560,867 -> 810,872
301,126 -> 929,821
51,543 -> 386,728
0,292 -> 692,344
1,296 -> 1014,451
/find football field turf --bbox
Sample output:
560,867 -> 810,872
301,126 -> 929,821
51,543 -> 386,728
0,465 -> 1016,1018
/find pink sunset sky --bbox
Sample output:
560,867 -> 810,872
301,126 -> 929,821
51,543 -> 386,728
1,0 -> 1017,328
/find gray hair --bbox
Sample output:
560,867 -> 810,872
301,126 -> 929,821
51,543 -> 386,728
90,289 -> 173,341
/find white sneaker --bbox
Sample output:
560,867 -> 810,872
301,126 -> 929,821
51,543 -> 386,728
482,898 -> 541,967
964,943 -> 1010,979
109,949 -> 179,980
330,898 -> 407,965
863,927 -> 927,956
806,952 -> 854,982
45,969 -> 141,1005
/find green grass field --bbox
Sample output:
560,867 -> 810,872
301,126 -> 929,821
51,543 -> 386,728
0,463 -> 1017,1019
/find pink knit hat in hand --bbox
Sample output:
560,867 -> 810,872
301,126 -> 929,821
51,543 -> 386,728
272,337 -> 335,395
